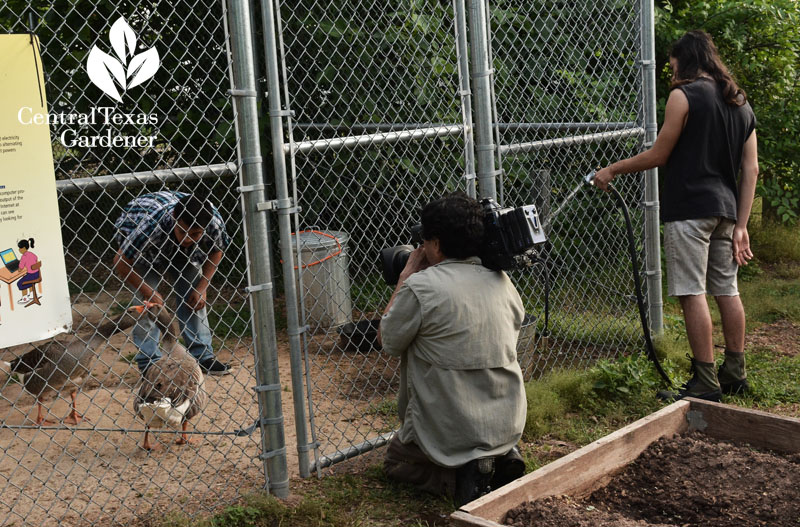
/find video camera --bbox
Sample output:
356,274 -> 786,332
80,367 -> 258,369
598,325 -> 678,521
379,197 -> 547,285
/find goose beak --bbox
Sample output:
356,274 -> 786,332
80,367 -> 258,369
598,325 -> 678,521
128,301 -> 160,313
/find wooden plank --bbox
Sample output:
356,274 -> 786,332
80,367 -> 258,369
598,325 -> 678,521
457,400 -> 690,525
688,398 -> 800,454
450,511 -> 505,527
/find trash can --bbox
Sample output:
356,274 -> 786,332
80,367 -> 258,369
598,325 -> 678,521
289,230 -> 353,328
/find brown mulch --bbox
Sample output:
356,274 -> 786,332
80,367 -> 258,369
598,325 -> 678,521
747,319 -> 800,356
503,432 -> 800,527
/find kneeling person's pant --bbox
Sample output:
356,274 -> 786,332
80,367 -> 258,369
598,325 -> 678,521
384,435 -> 456,497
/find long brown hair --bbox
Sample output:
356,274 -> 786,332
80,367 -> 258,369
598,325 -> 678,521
670,30 -> 746,107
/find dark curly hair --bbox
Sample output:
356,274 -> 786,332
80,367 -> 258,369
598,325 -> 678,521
420,192 -> 484,259
173,194 -> 215,229
670,30 -> 746,107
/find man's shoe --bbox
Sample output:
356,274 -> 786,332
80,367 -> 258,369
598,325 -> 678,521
718,350 -> 750,395
718,376 -> 750,395
657,384 -> 721,402
491,446 -> 526,489
657,356 -> 721,402
454,457 -> 494,507
199,358 -> 231,376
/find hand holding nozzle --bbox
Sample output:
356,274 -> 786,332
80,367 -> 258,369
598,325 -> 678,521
591,166 -> 615,192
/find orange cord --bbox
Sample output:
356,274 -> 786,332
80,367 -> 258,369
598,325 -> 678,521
289,230 -> 343,269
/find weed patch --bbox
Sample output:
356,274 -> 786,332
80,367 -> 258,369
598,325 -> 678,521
751,223 -> 800,263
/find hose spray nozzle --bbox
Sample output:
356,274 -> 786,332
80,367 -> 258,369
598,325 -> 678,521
584,171 -> 596,186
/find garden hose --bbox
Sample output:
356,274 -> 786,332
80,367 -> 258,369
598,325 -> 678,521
585,172 -> 672,387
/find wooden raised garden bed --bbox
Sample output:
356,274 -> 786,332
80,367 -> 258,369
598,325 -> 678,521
451,398 -> 800,527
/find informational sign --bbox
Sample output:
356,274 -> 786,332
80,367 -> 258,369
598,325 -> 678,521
0,34 -> 72,347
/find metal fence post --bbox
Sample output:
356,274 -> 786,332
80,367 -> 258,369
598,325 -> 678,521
225,0 -> 289,497
453,0 -> 476,198
260,0 -> 313,478
467,0 -> 497,200
640,0 -> 664,333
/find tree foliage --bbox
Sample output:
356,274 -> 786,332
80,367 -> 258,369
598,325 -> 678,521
0,0 -> 235,178
655,0 -> 800,224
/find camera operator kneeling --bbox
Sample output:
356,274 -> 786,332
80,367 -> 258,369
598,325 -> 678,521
377,192 -> 527,506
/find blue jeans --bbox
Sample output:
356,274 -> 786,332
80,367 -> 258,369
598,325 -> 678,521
132,259 -> 215,372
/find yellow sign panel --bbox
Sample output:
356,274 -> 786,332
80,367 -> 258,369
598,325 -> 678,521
0,34 -> 72,347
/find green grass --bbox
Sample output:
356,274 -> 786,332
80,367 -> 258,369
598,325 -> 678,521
538,310 -> 643,350
350,272 -> 393,313
726,349 -> 800,409
739,275 -> 800,325
207,303 -> 252,338
120,351 -> 137,364
751,222 -> 800,263
158,467 -> 453,527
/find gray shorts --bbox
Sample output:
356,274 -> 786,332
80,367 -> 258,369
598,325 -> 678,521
664,218 -> 738,297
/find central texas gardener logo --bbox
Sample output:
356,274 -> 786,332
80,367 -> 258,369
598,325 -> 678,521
87,17 -> 160,102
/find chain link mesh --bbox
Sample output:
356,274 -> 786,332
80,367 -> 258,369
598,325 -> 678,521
278,0 -> 470,471
491,0 -> 649,379
0,0 -> 654,521
1,1 -> 264,525
277,0 -> 652,474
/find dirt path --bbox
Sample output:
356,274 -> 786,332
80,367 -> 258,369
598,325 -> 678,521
0,295 -> 303,527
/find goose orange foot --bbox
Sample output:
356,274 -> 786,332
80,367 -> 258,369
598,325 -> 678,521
175,421 -> 199,445
63,411 -> 89,426
35,401 -> 56,427
64,392 -> 89,425
142,430 -> 163,451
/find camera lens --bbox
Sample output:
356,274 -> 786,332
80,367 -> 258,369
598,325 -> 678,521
379,245 -> 414,285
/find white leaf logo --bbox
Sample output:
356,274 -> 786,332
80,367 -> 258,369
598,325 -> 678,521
110,18 -> 137,63
87,48 -> 126,102
86,16 -> 160,101
127,47 -> 160,89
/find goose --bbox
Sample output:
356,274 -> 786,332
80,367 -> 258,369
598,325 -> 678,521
131,303 -> 208,450
0,309 -> 141,426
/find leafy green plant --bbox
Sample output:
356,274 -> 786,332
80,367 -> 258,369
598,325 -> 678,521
759,178 -> 799,225
737,258 -> 763,282
591,353 -> 663,399
209,505 -> 260,527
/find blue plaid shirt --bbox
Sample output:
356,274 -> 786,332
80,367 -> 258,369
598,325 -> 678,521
114,191 -> 230,268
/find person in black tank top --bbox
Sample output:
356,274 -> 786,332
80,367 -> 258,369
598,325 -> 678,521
594,31 -> 759,402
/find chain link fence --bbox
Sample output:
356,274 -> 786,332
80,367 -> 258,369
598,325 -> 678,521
272,0 -> 659,475
274,0 -> 475,473
491,0 -> 655,379
1,0 -> 659,523
0,1 -> 270,525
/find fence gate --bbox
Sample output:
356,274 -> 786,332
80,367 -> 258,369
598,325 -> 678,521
489,0 -> 662,380
0,1 -> 283,525
268,0 -> 476,474
270,0 -> 661,476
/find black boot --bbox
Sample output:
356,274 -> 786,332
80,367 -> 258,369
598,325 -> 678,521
454,457 -> 494,507
657,356 -> 721,402
490,446 -> 525,489
718,349 -> 750,395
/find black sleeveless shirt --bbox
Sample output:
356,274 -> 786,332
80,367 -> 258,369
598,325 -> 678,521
661,78 -> 756,222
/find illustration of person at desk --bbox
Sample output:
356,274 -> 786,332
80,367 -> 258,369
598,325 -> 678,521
0,238 -> 42,312
16,239 -> 40,305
